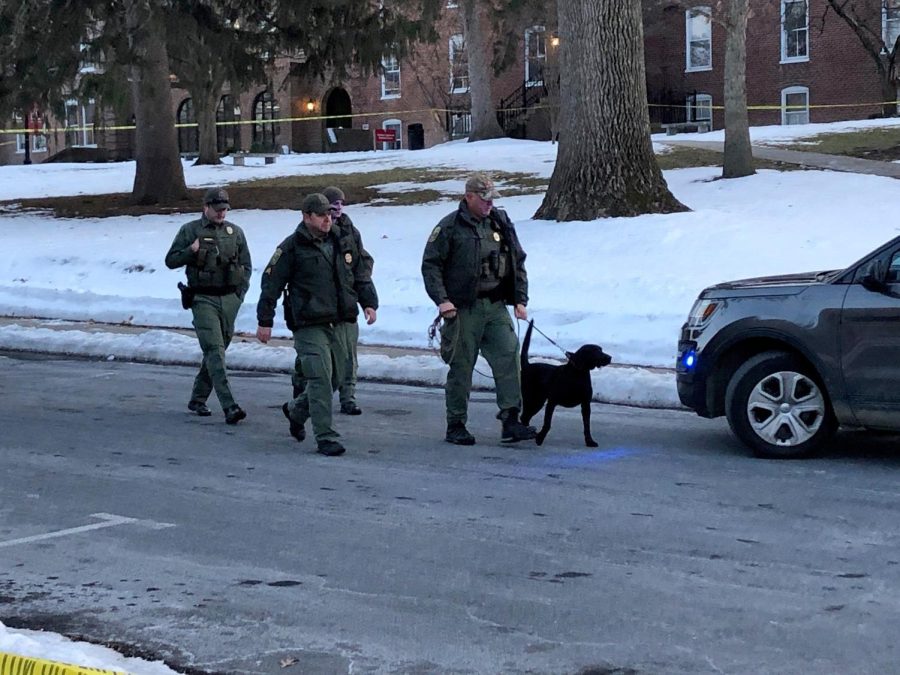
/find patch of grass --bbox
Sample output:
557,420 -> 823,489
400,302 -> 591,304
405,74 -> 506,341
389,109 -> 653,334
778,126 -> 900,160
656,145 -> 802,172
0,167 -> 550,218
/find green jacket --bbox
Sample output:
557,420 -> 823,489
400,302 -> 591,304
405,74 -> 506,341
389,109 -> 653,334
421,200 -> 528,309
165,215 -> 252,298
257,221 -> 379,329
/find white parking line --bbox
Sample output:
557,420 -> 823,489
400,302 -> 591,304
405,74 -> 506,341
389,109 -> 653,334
0,512 -> 175,548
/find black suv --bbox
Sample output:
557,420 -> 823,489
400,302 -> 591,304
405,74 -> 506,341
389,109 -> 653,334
677,235 -> 900,458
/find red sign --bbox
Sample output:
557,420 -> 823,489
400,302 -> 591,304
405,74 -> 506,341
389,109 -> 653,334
375,129 -> 396,143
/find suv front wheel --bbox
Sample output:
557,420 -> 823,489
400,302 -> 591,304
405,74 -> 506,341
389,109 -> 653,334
724,350 -> 836,459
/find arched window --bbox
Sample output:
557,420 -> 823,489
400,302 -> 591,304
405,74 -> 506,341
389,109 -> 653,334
216,95 -> 240,154
781,86 -> 809,125
176,98 -> 198,154
252,90 -> 280,152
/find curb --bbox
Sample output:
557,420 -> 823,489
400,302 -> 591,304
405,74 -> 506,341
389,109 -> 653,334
0,651 -> 124,675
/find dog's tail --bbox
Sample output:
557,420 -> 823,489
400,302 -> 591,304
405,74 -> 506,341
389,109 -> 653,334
520,319 -> 534,370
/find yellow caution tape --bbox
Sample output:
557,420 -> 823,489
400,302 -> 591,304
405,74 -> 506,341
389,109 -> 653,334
0,651 -> 126,675
3,98 -> 897,136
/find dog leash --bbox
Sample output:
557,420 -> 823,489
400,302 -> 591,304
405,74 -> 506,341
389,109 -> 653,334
527,321 -> 569,359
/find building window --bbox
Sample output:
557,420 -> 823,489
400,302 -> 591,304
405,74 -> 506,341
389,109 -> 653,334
216,94 -> 241,154
525,26 -> 546,86
781,0 -> 808,62
176,98 -> 198,154
12,112 -> 47,154
448,110 -> 471,139
382,119 -> 402,150
449,34 -> 469,93
686,7 -> 712,71
781,86 -> 809,125
381,55 -> 401,99
64,99 -> 96,147
252,90 -> 280,151
885,0 -> 900,51
687,93 -> 713,123
446,0 -> 458,6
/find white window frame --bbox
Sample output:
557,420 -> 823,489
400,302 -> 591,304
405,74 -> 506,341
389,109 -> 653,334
685,7 -> 712,72
781,0 -> 809,63
381,55 -> 401,99
524,25 -> 546,87
781,86 -> 810,125
381,118 -> 402,150
64,98 -> 97,148
884,0 -> 900,53
687,93 -> 713,123
449,34 -> 468,93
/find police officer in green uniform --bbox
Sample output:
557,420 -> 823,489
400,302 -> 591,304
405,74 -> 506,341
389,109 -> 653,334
165,187 -> 251,424
422,173 -> 536,445
288,186 -> 374,416
256,193 -> 378,456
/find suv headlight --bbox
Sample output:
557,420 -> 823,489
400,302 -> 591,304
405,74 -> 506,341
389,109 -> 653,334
687,299 -> 721,328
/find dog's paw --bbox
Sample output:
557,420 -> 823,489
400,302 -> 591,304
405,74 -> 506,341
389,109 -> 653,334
536,433 -> 546,446
585,439 -> 598,448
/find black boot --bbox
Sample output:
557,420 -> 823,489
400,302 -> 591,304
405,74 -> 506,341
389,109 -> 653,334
498,408 -> 536,443
224,405 -> 247,425
282,403 -> 305,442
445,421 -> 475,445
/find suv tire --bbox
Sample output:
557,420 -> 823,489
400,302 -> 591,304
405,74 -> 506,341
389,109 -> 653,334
725,350 -> 836,459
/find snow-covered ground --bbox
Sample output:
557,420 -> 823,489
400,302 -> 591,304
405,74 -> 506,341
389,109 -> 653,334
3,118 -> 900,670
3,120 -> 900,409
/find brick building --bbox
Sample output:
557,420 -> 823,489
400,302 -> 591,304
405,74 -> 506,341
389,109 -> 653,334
643,0 -> 895,130
11,2 -> 891,165
1,3 -> 559,165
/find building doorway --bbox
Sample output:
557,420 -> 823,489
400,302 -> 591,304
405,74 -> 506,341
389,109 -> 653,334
324,88 -> 352,129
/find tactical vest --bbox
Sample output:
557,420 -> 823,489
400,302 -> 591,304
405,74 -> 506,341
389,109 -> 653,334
191,223 -> 244,291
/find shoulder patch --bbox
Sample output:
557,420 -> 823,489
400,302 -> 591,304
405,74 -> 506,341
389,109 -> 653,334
267,248 -> 283,267
427,226 -> 441,243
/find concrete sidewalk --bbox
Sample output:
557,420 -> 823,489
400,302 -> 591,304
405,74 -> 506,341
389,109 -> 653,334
662,139 -> 900,178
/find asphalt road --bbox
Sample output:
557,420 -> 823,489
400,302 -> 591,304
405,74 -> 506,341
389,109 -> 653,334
2,352 -> 900,675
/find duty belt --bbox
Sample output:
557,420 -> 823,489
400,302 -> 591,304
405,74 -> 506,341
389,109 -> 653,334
190,285 -> 237,296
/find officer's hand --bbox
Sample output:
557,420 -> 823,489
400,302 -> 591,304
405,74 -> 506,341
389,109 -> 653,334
256,326 -> 272,343
515,304 -> 528,320
190,238 -> 200,253
438,301 -> 457,319
364,307 -> 377,325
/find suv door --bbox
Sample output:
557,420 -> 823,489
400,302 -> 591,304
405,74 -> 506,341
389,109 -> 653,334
839,247 -> 900,429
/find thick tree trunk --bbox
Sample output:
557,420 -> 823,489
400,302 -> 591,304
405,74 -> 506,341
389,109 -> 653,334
125,0 -> 187,205
462,0 -> 505,141
535,0 -> 686,220
193,86 -> 222,165
722,0 -> 755,179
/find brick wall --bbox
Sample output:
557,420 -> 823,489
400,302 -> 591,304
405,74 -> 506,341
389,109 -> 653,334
644,0 -> 891,130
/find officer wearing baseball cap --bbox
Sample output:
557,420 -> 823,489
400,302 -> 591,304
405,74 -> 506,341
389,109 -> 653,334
422,172 -> 536,446
286,186 -> 376,416
256,193 -> 378,456
165,186 -> 251,424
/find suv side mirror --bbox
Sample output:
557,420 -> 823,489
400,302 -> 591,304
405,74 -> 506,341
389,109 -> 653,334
861,260 -> 888,294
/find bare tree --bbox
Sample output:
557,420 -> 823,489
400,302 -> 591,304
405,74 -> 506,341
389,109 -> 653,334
722,0 -> 754,177
535,0 -> 686,220
460,0 -> 505,141
824,0 -> 899,117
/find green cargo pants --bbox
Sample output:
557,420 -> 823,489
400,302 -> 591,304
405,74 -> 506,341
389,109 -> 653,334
440,297 -> 522,425
190,293 -> 242,411
291,320 -> 359,405
286,324 -> 348,442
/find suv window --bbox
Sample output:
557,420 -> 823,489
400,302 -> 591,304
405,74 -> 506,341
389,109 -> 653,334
889,251 -> 900,284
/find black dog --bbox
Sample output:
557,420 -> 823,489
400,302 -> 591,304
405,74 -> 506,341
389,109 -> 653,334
520,320 -> 612,447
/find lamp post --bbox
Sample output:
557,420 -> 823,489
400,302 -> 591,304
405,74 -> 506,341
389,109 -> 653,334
22,115 -> 32,165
